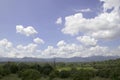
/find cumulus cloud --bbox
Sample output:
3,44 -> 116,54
16,25 -> 38,36
42,46 -> 56,57
57,40 -> 66,47
100,0 -> 120,12
41,40 -> 113,58
0,39 -> 13,49
89,45 -> 109,56
0,39 -> 119,58
17,43 -> 37,53
75,8 -> 92,12
56,17 -> 62,25
33,37 -> 45,44
41,41 -> 114,58
0,39 -> 17,57
62,0 -> 120,39
118,46 -> 120,49
42,42 -> 83,58
14,43 -> 38,58
77,36 -> 97,46
0,0 -> 120,58
0,38 -> 39,58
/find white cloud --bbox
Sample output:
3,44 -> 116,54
41,41 -> 115,58
89,45 -> 109,56
0,0 -> 120,58
62,0 -> 120,39
0,39 -> 17,57
0,39 -> 13,49
56,17 -> 62,25
57,40 -> 66,47
0,39 -> 39,58
42,42 -> 83,58
118,46 -> 120,49
41,40 -> 111,58
16,25 -> 38,36
0,39 -> 119,58
17,43 -> 38,53
77,36 -> 97,46
75,8 -> 92,12
33,37 -> 45,44
90,30 -> 117,39
15,43 -> 38,58
100,0 -> 120,12
42,46 -> 56,57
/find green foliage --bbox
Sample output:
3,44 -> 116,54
30,63 -> 42,72
2,62 -> 11,75
19,69 -> 41,80
0,66 -> 4,76
0,58 -> 120,80
91,77 -> 111,80
2,62 -> 18,75
41,64 -> 53,75
17,63 -> 30,71
49,70 -> 59,80
0,74 -> 21,80
59,70 -> 70,78
72,69 -> 95,80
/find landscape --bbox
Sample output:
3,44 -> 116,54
0,0 -> 120,80
0,57 -> 120,80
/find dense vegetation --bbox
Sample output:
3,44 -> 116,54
0,58 -> 120,80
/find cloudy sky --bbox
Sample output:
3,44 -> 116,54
0,0 -> 120,58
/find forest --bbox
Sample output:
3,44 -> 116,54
0,58 -> 120,80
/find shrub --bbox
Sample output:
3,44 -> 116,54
20,69 -> 41,80
59,70 -> 70,78
41,64 -> 53,75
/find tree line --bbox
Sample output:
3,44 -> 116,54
0,59 -> 120,80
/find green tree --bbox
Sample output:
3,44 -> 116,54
31,63 -> 42,72
9,63 -> 18,73
59,70 -> 70,78
17,63 -> 30,71
73,69 -> 95,80
20,69 -> 41,80
49,70 -> 59,80
41,64 -> 53,75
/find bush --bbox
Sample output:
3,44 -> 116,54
73,69 -> 95,80
49,70 -> 59,79
19,69 -> 41,80
59,70 -> 70,78
0,75 -> 2,79
30,63 -> 42,72
17,63 -> 30,71
41,64 -> 53,75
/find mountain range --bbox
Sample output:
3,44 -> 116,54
0,56 -> 119,62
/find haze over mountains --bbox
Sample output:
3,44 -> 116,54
0,56 -> 119,62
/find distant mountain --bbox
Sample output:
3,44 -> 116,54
54,56 -> 120,62
0,56 -> 119,62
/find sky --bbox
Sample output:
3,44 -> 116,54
0,0 -> 120,58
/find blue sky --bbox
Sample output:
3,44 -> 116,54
0,0 -> 120,58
